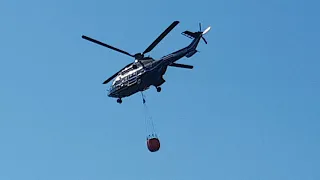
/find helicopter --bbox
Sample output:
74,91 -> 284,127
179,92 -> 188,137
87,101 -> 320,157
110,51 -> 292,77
82,21 -> 211,104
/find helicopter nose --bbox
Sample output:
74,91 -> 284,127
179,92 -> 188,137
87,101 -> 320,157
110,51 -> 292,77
106,89 -> 111,96
107,90 -> 112,97
107,88 -> 116,98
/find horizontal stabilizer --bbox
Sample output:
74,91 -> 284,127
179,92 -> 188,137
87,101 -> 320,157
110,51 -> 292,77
181,31 -> 198,39
169,63 -> 193,69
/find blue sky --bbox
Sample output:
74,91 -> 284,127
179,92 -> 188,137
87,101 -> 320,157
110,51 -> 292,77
1,0 -> 319,179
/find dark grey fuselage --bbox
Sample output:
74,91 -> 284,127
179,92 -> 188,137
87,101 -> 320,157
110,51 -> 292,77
107,32 -> 203,99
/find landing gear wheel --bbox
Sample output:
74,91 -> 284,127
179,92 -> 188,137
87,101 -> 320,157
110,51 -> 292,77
117,98 -> 122,104
156,86 -> 161,92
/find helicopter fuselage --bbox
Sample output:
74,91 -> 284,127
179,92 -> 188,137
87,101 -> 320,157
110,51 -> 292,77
82,21 -> 211,103
107,60 -> 167,98
107,33 -> 203,99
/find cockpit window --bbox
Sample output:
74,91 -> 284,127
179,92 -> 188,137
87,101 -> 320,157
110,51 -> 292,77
112,75 -> 121,86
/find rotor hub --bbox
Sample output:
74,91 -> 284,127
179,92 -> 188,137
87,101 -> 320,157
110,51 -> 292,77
81,21 -> 180,85
134,53 -> 144,60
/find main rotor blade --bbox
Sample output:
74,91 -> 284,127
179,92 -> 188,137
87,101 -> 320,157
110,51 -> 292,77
102,72 -> 119,84
169,63 -> 193,69
142,21 -> 179,55
102,63 -> 133,84
82,35 -> 134,58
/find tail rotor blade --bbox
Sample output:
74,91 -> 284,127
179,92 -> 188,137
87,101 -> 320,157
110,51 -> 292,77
202,26 -> 211,35
202,37 -> 207,44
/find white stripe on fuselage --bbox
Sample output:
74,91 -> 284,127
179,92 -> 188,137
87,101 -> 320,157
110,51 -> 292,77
112,66 -> 143,85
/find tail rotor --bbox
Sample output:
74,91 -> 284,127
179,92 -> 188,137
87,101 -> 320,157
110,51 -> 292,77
181,22 -> 211,44
198,23 -> 210,44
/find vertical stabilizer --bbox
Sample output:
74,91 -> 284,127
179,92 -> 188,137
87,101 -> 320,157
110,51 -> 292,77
181,23 -> 211,44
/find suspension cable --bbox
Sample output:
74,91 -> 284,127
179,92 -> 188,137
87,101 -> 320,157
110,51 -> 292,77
141,92 -> 157,139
